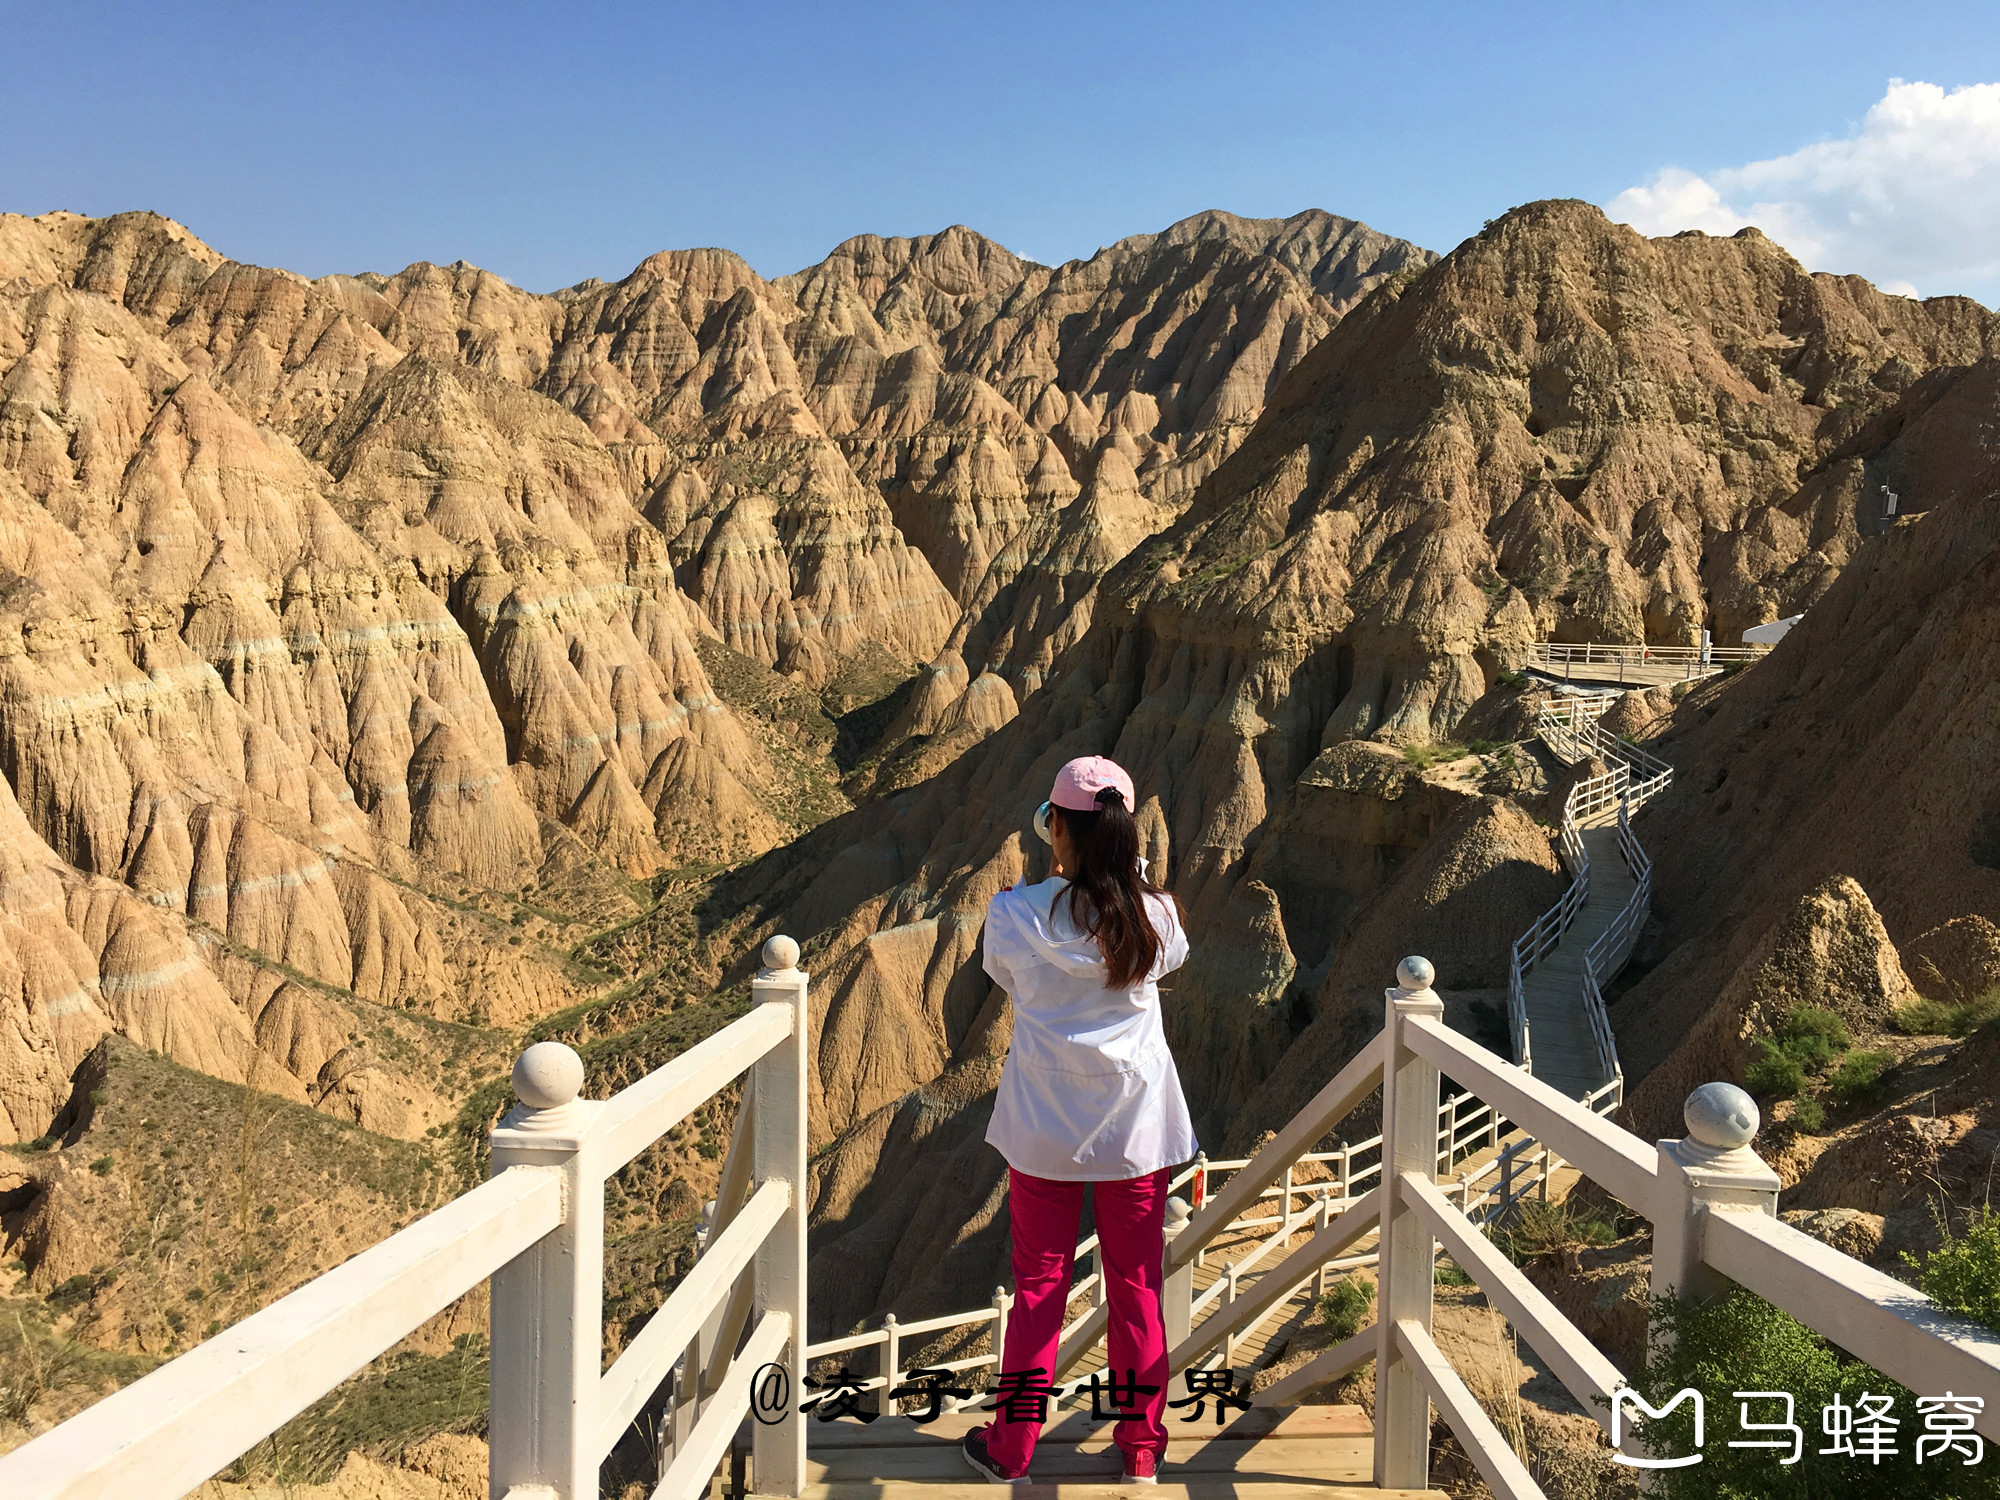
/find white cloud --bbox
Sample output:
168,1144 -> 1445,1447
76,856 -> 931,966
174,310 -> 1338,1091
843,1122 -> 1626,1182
1608,80 -> 2000,300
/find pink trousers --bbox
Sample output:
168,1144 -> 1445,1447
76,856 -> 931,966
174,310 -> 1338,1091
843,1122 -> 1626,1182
985,1167 -> 1171,1472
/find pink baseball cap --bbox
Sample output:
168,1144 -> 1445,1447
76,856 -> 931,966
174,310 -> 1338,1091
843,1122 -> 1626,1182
1049,755 -> 1136,812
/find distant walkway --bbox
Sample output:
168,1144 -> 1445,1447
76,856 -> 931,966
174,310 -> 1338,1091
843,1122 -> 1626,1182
1524,640 -> 1766,690
1508,699 -> 1673,1106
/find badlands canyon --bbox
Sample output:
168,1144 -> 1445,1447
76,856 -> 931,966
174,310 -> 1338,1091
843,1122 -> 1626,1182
3,196 -> 2000,1487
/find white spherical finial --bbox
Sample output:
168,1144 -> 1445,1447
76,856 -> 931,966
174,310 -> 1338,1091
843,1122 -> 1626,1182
1685,1082 -> 1759,1149
513,1041 -> 584,1111
1164,1195 -> 1192,1228
1397,955 -> 1436,991
763,934 -> 800,972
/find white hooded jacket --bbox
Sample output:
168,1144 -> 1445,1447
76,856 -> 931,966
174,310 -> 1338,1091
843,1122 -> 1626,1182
981,875 -> 1197,1181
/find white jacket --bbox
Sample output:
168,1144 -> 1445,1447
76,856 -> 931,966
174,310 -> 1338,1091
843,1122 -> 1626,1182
981,876 -> 1197,1181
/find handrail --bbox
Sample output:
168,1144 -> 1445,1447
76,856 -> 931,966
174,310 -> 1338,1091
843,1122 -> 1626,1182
1703,1211 -> 2000,1438
1507,696 -> 1673,1100
1,936 -> 816,1500
0,1167 -> 563,1500
1405,1013 -> 1658,1212
1364,957 -> 2000,1492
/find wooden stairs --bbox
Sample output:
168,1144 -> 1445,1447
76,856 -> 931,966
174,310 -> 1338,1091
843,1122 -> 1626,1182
766,1405 -> 1445,1498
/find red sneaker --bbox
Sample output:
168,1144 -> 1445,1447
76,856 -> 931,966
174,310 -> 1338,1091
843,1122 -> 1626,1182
1123,1449 -> 1160,1485
962,1425 -> 1028,1485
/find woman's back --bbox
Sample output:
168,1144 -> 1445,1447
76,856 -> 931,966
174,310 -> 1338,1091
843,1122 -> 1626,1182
983,875 -> 1186,1073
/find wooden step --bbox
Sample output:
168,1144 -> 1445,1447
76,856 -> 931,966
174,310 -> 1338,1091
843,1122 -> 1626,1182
766,1404 -> 1447,1496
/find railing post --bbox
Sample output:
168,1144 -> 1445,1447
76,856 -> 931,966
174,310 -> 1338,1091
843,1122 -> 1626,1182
879,1315 -> 900,1419
1652,1082 -> 1779,1314
1313,1188 -> 1334,1300
1375,956 -> 1444,1492
489,1041 -> 605,1500
751,936 -> 810,1497
989,1285 -> 1013,1397
1337,1144 -> 1351,1204
1223,1259 -> 1241,1366
1162,1197 -> 1194,1350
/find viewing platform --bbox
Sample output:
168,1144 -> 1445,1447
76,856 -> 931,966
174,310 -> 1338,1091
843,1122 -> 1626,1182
1522,639 -> 1767,690
7,936 -> 2000,1500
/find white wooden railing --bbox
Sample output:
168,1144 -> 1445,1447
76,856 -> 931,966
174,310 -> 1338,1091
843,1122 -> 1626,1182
1507,698 -> 1673,1100
0,936 -> 816,1500
1528,640 -> 1768,681
14,934 -> 1995,1498
809,1084 -> 1574,1415
1272,957 -> 2000,1494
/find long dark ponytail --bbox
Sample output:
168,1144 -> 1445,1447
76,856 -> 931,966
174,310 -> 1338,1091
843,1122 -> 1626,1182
1053,787 -> 1175,988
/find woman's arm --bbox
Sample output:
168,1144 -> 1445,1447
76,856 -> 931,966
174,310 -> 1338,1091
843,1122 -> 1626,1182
1151,895 -> 1189,980
981,892 -> 1017,991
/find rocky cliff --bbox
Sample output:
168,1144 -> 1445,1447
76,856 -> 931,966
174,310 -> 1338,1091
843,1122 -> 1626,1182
5,193 -> 2000,1387
0,203 -> 1431,1147
1610,355 -> 2000,1137
701,200 -> 2000,1333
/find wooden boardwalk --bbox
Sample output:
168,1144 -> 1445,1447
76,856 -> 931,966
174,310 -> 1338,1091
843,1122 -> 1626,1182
1525,659 -> 1706,691
1518,813 -> 1630,1099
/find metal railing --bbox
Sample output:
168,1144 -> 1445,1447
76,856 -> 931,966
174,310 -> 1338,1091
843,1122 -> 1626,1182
0,937 -> 816,1500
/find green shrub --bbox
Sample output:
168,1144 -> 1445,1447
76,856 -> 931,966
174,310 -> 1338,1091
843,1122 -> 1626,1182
1316,1276 -> 1375,1341
1496,669 -> 1529,688
1631,1216 -> 2000,1495
1826,1049 -> 1893,1107
1745,1038 -> 1807,1099
1748,1006 -> 1859,1100
1906,1204 -> 2000,1335
1401,742 -> 1468,770
1629,1285 -> 1994,1498
1778,1006 -> 1850,1067
1434,1257 -> 1474,1287
1893,990 -> 2000,1037
1494,1197 -> 1618,1268
1789,1096 -> 1826,1133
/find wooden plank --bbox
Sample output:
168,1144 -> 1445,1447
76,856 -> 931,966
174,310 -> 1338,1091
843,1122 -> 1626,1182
1399,1171 -> 1624,1443
1704,1208 -> 2000,1440
1252,1326 -> 1376,1407
595,1001 -> 790,1174
1403,1015 -> 1656,1212
597,1177 -> 790,1453
656,1310 -> 789,1500
1170,1189 -> 1381,1368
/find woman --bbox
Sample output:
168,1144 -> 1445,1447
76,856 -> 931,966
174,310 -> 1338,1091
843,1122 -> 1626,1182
964,755 -> 1195,1485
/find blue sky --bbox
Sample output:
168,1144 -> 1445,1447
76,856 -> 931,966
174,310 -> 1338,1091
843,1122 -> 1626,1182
5,1 -> 2000,301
